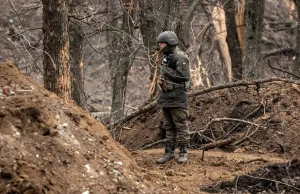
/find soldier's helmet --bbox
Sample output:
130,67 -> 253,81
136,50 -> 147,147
157,31 -> 178,46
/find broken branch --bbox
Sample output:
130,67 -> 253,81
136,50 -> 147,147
189,77 -> 300,97
201,117 -> 267,134
200,133 -> 243,151
107,100 -> 157,129
138,139 -> 166,150
108,78 -> 300,129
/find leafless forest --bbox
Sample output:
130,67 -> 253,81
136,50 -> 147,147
2,1 -> 300,193
0,0 -> 298,121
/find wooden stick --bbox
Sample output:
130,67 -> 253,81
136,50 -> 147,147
200,134 -> 242,151
200,117 -> 266,134
138,139 -> 166,150
106,100 -> 157,129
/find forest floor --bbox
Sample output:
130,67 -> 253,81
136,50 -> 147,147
1,61 -> 300,194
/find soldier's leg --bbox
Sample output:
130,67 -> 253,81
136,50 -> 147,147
156,108 -> 176,164
162,108 -> 177,145
171,108 -> 189,163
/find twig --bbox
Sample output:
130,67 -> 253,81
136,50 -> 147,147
200,134 -> 242,151
222,103 -> 264,139
243,158 -> 268,164
201,149 -> 205,161
138,139 -> 166,150
263,47 -> 295,58
243,174 -> 300,192
232,125 -> 261,146
267,60 -> 300,79
7,0 -> 24,27
190,131 -> 215,142
234,175 -> 240,194
201,117 -> 266,133
200,134 -> 243,161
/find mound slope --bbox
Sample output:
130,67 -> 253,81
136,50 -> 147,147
0,62 -> 155,193
118,79 -> 300,158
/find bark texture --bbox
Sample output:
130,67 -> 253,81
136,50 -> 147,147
139,0 -> 160,97
69,0 -> 87,110
223,0 -> 243,81
42,0 -> 71,100
243,0 -> 265,80
293,0 -> 300,78
110,0 -> 134,121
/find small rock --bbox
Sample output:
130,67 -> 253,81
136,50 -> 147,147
115,161 -> 123,166
165,169 -> 175,176
62,123 -> 68,128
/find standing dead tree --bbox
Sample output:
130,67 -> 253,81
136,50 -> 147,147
223,0 -> 243,81
212,4 -> 232,82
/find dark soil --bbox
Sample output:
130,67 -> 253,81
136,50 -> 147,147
1,61 -> 300,194
117,81 -> 300,158
200,159 -> 300,194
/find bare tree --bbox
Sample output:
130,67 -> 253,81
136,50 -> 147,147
69,0 -> 88,110
110,0 -> 135,121
293,0 -> 300,78
139,0 -> 160,97
42,0 -> 71,100
222,0 -> 243,81
242,0 -> 265,80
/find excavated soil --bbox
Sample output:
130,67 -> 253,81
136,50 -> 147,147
115,75 -> 300,193
0,62 -> 157,194
1,61 -> 300,194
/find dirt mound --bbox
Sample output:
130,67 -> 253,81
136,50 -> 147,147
118,81 -> 300,157
200,159 -> 300,193
0,62 -> 156,193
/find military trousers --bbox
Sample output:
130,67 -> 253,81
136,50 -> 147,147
162,107 -> 190,147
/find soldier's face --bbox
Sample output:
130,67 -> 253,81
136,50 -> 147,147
158,42 -> 167,50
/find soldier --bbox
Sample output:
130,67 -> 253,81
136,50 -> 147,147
156,31 -> 191,164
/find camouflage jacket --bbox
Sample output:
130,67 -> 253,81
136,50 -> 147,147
157,47 -> 190,109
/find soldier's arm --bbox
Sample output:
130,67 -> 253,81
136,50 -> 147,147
162,56 -> 190,82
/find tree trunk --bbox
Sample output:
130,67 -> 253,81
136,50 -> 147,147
293,0 -> 300,78
139,0 -> 160,97
107,0 -> 120,76
110,0 -> 134,121
42,0 -> 71,100
223,0 -> 243,81
212,5 -> 232,82
69,0 -> 87,110
242,0 -> 265,80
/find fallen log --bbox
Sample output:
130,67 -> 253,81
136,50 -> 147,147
107,78 -> 300,129
200,134 -> 242,151
189,77 -> 300,97
106,100 -> 157,130
200,133 -> 243,161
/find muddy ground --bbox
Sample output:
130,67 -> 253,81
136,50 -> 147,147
1,61 -> 300,194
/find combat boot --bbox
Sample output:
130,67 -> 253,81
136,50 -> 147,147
156,144 -> 175,164
178,145 -> 188,163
